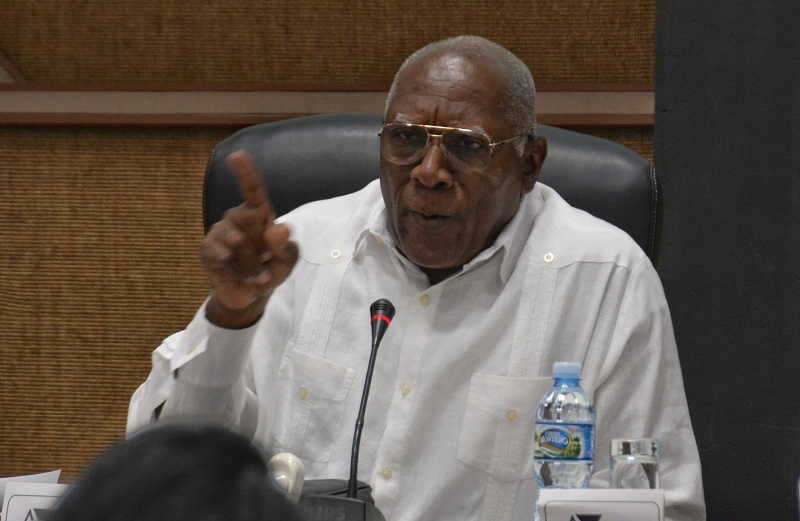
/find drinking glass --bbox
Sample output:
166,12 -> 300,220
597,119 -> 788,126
609,438 -> 660,489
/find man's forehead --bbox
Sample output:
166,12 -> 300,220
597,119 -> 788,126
417,53 -> 478,85
395,51 -> 506,97
388,52 -> 509,127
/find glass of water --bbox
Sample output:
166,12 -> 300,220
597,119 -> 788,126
609,438 -> 660,489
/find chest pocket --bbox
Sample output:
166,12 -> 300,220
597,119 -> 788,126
457,373 -> 552,482
272,349 -> 356,463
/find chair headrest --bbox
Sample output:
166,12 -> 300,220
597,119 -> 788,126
204,113 -> 658,261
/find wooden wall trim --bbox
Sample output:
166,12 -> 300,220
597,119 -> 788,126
0,90 -> 653,127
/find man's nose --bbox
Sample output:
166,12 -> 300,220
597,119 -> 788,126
410,140 -> 454,189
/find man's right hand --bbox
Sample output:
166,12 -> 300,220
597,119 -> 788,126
200,151 -> 299,329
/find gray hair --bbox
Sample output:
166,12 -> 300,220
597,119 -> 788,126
384,35 -> 537,138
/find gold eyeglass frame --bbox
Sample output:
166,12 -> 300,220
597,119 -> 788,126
378,122 -> 528,167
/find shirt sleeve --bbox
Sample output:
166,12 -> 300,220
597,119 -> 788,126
126,299 -> 259,437
590,260 -> 706,521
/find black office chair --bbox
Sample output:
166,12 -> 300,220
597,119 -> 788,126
204,113 -> 659,263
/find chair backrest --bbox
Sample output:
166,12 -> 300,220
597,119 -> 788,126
204,113 -> 659,262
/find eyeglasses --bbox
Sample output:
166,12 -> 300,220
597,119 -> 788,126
379,122 -> 528,172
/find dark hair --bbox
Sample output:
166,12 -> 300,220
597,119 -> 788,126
52,422 -> 303,521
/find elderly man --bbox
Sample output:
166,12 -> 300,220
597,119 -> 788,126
128,36 -> 705,521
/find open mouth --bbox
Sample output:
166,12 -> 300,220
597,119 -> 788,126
407,210 -> 455,230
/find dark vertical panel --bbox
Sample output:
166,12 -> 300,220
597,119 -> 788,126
657,1 -> 800,520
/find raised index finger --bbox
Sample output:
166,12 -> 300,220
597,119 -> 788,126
227,150 -> 276,222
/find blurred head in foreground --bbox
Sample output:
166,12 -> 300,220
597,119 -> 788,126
52,422 -> 302,521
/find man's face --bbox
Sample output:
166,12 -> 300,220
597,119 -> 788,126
380,52 -> 545,275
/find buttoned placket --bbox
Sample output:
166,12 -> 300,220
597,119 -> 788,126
369,256 -> 445,518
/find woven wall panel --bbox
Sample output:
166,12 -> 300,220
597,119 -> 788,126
0,0 -> 654,88
0,125 -> 652,479
0,127 -> 229,478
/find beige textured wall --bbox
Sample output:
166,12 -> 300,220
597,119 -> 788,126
0,128 -> 226,475
0,0 -> 654,88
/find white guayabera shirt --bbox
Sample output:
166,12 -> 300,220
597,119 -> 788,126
128,181 -> 705,521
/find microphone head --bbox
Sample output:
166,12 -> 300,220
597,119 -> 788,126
370,298 -> 396,322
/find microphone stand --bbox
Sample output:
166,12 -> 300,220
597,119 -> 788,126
348,325 -> 383,497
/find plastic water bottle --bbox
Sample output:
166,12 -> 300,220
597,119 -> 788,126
534,362 -> 595,488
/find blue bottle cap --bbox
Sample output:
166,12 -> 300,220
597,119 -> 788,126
553,361 -> 582,379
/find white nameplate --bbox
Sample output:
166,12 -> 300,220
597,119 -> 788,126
0,471 -> 61,507
537,488 -> 664,521
2,482 -> 67,521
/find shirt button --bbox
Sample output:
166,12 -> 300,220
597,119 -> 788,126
381,467 -> 393,479
330,249 -> 342,259
298,387 -> 310,400
418,294 -> 431,306
505,409 -> 519,422
543,252 -> 555,263
400,383 -> 412,397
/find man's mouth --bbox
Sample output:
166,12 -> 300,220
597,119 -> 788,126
418,213 -> 447,220
406,209 -> 456,231
409,209 -> 452,220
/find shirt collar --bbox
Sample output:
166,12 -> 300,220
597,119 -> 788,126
353,186 -> 543,284
468,186 -> 542,284
353,202 -> 393,256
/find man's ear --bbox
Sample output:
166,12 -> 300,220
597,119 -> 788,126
522,136 -> 547,193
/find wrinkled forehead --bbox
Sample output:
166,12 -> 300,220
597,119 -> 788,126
387,51 -> 512,129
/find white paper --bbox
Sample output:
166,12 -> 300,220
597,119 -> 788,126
2,482 -> 67,521
0,471 -> 60,509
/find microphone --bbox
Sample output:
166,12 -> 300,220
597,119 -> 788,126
369,298 -> 396,351
298,299 -> 395,521
348,299 -> 396,498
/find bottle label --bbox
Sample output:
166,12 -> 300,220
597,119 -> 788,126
534,421 -> 594,461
